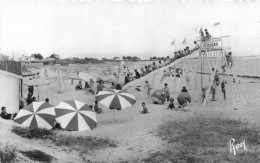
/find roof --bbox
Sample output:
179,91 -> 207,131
0,69 -> 22,79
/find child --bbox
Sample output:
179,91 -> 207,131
144,81 -> 152,99
178,98 -> 190,112
94,101 -> 102,114
221,80 -> 226,100
163,83 -> 170,102
167,98 -> 176,110
141,102 -> 148,114
202,88 -> 206,103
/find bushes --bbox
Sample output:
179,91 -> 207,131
11,126 -> 52,139
11,126 -> 117,154
52,134 -> 117,153
0,143 -> 17,163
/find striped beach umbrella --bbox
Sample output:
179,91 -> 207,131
55,100 -> 97,131
95,89 -> 136,110
14,102 -> 55,129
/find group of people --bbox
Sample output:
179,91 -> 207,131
141,85 -> 191,114
201,68 -> 227,102
124,59 -> 175,85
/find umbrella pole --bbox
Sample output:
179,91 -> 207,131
113,109 -> 115,120
37,86 -> 39,101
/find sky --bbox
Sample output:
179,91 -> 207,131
0,1 -> 260,60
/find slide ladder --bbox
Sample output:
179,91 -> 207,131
230,65 -> 246,108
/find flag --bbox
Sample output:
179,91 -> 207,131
214,22 -> 220,26
171,39 -> 175,46
199,26 -> 203,32
182,37 -> 186,45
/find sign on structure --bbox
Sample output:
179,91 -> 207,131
200,38 -> 222,51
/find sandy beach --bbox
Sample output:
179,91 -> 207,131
0,61 -> 257,162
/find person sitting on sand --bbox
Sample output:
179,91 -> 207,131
94,101 -> 102,114
32,96 -> 37,102
76,81 -> 83,90
181,86 -> 188,92
152,62 -> 158,70
124,74 -> 131,85
134,69 -> 141,79
141,102 -> 148,114
0,107 -> 17,120
167,98 -> 176,110
115,84 -> 122,90
45,98 -> 49,103
85,82 -> 89,89
110,82 -> 115,89
178,98 -> 190,111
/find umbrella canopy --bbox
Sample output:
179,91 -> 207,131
55,100 -> 97,131
78,72 -> 97,82
24,78 -> 52,87
96,89 -> 136,110
14,101 -> 55,129
24,78 -> 52,101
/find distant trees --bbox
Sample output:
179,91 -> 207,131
49,53 -> 60,60
31,53 -> 43,60
122,56 -> 140,61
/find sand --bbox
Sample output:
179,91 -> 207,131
1,63 -> 259,162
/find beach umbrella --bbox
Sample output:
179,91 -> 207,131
14,101 -> 55,129
24,78 -> 52,101
78,72 -> 97,82
55,100 -> 97,131
151,89 -> 166,104
96,89 -> 136,110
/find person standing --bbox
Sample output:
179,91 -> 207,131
96,80 -> 104,95
163,83 -> 170,102
221,80 -> 226,100
144,81 -> 152,99
211,81 -> 217,101
44,69 -> 48,77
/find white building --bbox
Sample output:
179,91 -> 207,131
0,69 -> 22,113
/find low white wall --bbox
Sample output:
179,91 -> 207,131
0,73 -> 19,113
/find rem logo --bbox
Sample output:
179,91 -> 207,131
229,139 -> 246,155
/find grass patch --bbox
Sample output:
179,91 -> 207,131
0,142 -> 17,163
143,116 -> 260,163
20,150 -> 54,162
11,126 -> 52,139
52,134 -> 117,154
11,126 -> 117,154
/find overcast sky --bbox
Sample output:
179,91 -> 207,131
0,1 -> 259,59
